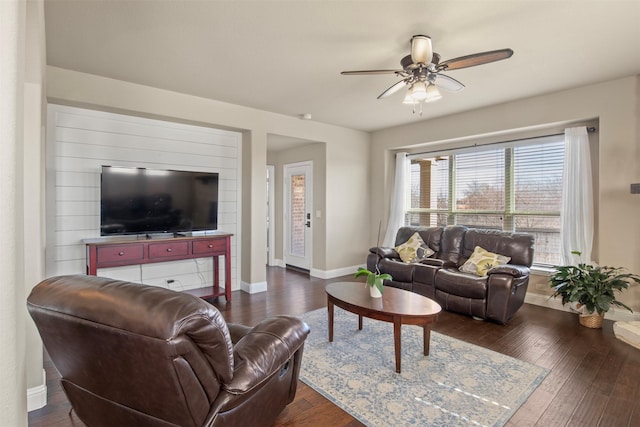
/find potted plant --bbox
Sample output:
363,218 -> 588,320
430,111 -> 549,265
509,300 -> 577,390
355,267 -> 391,298
549,251 -> 640,328
355,221 -> 392,298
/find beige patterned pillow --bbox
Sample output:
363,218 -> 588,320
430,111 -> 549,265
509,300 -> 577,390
395,232 -> 435,263
459,246 -> 511,277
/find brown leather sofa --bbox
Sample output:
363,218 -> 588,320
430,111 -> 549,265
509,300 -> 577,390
367,226 -> 534,324
27,275 -> 310,427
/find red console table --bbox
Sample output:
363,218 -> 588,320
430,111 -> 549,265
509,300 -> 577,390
85,233 -> 232,302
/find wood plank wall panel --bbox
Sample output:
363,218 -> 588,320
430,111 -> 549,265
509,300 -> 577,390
46,105 -> 241,291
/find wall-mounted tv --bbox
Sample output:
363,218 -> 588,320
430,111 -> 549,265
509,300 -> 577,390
100,166 -> 219,236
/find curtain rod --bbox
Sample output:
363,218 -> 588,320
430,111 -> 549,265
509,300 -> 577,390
547,126 -> 598,137
406,126 -> 598,159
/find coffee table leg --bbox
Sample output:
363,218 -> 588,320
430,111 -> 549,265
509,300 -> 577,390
423,325 -> 431,355
328,301 -> 334,342
358,315 -> 363,330
394,318 -> 401,373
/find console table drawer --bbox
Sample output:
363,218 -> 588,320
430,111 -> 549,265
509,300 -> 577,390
148,242 -> 189,259
96,244 -> 144,263
192,239 -> 226,255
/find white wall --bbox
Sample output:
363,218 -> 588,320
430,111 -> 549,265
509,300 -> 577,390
371,75 -> 640,314
46,105 -> 242,291
24,0 -> 47,411
1,2 -> 27,424
2,0 -> 47,422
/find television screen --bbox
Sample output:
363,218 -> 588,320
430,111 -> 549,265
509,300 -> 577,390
100,166 -> 218,236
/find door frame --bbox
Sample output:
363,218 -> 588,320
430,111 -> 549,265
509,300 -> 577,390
266,165 -> 276,266
283,161 -> 313,271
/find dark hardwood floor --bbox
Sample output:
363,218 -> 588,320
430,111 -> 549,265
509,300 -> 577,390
29,267 -> 640,426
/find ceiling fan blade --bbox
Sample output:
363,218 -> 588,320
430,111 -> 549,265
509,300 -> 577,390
434,73 -> 465,92
377,79 -> 407,99
410,35 -> 433,64
340,69 -> 402,75
437,48 -> 513,71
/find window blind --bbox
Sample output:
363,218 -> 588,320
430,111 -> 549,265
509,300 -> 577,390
405,134 -> 566,265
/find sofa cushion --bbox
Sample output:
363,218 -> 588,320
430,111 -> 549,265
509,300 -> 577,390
395,232 -> 435,263
459,246 -> 511,277
436,268 -> 488,299
462,229 -> 534,267
395,226 -> 444,252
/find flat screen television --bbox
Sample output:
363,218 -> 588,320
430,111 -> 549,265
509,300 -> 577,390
100,166 -> 219,236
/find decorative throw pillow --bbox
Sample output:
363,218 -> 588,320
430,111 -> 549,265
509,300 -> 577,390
395,232 -> 435,263
459,246 -> 511,277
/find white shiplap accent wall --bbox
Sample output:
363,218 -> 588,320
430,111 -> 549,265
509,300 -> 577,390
46,104 -> 242,292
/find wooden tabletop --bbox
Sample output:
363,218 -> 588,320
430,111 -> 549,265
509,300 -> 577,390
325,281 -> 441,319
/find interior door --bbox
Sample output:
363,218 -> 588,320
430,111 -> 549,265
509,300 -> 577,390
284,162 -> 312,271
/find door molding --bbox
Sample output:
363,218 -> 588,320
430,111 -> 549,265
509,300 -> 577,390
283,161 -> 313,271
266,165 -> 276,266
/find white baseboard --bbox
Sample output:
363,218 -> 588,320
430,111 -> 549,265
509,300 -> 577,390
272,258 -> 361,280
271,258 -> 285,268
310,264 -> 364,280
524,293 -> 640,322
27,369 -> 47,412
240,280 -> 267,294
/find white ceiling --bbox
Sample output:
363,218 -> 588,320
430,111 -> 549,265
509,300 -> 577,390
44,1 -> 640,133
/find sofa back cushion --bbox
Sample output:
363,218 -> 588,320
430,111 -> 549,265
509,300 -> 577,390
461,229 -> 534,267
438,226 -> 468,265
394,226 -> 443,252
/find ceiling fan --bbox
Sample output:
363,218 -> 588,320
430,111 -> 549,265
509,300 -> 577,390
341,35 -> 513,113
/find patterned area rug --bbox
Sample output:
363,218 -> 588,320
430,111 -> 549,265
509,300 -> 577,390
298,307 -> 548,427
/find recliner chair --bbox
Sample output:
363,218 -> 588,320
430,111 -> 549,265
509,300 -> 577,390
27,275 -> 310,427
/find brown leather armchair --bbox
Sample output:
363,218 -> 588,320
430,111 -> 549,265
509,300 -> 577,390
27,275 -> 310,427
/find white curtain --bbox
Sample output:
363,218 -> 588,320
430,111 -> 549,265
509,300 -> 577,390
560,126 -> 593,265
382,152 -> 408,247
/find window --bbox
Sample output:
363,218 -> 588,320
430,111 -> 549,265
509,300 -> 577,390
406,136 -> 564,266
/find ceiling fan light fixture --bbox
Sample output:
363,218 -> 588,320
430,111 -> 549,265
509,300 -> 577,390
410,35 -> 433,64
402,90 -> 416,104
424,84 -> 442,102
409,81 -> 428,101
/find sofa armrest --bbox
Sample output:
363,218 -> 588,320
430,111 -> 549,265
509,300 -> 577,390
421,258 -> 458,269
487,264 -> 530,278
226,323 -> 252,345
225,315 -> 310,394
420,258 -> 444,267
369,246 -> 400,259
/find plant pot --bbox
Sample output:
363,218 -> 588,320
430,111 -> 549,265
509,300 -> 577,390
369,286 -> 382,298
579,312 -> 605,329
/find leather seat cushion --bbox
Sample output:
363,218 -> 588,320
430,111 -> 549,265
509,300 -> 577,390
435,268 -> 488,299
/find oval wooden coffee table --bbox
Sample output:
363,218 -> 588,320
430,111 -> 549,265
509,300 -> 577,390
326,282 -> 441,373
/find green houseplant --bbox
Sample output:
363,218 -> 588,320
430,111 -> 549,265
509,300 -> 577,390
549,251 -> 640,327
355,221 -> 392,298
355,267 -> 392,297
